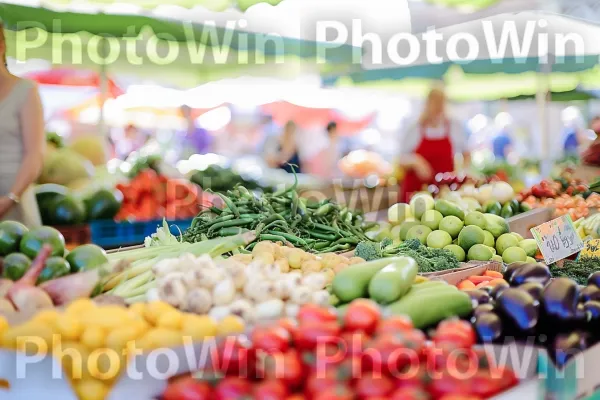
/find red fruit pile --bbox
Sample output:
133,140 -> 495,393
162,300 -> 519,400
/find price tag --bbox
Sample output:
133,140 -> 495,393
530,215 -> 585,265
580,239 -> 600,258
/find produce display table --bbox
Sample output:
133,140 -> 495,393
572,164 -> 600,183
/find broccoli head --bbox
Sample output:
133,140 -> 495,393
355,241 -> 384,261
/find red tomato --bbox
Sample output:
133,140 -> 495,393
366,332 -> 424,375
304,369 -> 349,398
393,364 -> 428,390
355,373 -> 395,399
213,337 -> 255,376
314,385 -> 354,400
390,387 -> 430,400
253,379 -> 289,400
376,316 -> 414,335
469,370 -> 504,398
438,396 -> 482,400
427,372 -> 472,399
252,326 -> 291,354
259,350 -> 305,390
214,377 -> 252,400
343,300 -> 381,334
434,320 -> 476,349
297,304 -> 338,325
286,396 -> 307,400
340,331 -> 370,356
488,367 -> 518,391
162,376 -> 212,400
277,318 -> 299,337
293,322 -> 341,351
303,343 -> 346,373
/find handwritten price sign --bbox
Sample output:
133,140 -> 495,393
580,239 -> 600,258
530,215 -> 584,265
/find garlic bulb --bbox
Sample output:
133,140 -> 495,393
185,288 -> 213,314
213,279 -> 236,306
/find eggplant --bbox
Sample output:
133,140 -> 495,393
579,285 -> 600,303
479,286 -> 493,295
552,331 -> 590,368
496,288 -> 540,332
584,301 -> 600,327
490,281 -> 510,300
473,312 -> 503,343
588,272 -> 600,288
542,278 -> 579,321
509,263 -> 551,286
466,289 -> 491,308
503,262 -> 527,282
472,303 -> 496,318
519,282 -> 544,300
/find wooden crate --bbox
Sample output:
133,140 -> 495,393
53,225 -> 91,249
507,208 -> 553,239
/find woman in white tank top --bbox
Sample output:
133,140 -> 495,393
0,23 -> 45,226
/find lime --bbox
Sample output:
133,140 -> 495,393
427,230 -> 453,249
20,226 -> 65,259
464,211 -> 487,229
518,239 -> 538,257
511,232 -> 524,242
0,221 -> 29,256
421,210 -> 444,231
468,244 -> 494,261
439,216 -> 464,239
483,230 -> 495,248
406,225 -> 433,245
388,203 -> 413,225
38,256 -> 71,284
66,244 -> 108,273
526,257 -> 536,263
434,199 -> 465,220
496,233 -> 519,256
444,244 -> 466,262
2,253 -> 31,281
410,194 -> 434,220
399,220 -> 421,241
502,247 -> 528,264
457,225 -> 486,251
491,255 -> 504,263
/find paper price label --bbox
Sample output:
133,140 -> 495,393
530,215 -> 584,265
580,239 -> 600,258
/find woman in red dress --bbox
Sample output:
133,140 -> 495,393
398,87 -> 469,203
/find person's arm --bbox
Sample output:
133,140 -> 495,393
450,119 -> 470,169
12,84 -> 45,197
397,123 -> 428,169
277,133 -> 297,165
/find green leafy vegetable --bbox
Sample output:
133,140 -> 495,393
550,257 -> 599,285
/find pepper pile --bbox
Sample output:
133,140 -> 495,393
183,179 -> 372,253
162,301 -> 520,400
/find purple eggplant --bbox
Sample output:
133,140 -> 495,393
542,278 -> 579,321
496,288 -> 540,332
466,289 -> 491,308
491,281 -> 510,300
473,312 -> 503,343
584,301 -> 600,327
509,263 -> 551,286
503,262 -> 527,283
552,331 -> 590,368
472,303 -> 496,318
588,272 -> 600,288
579,285 -> 600,303
519,282 -> 545,300
479,285 -> 493,295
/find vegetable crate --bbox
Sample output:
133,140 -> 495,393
89,218 -> 193,248
53,225 -> 91,249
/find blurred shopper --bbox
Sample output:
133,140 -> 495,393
492,128 -> 513,160
266,121 -> 302,173
0,23 -> 45,225
181,105 -> 213,157
300,121 -> 341,179
562,125 -> 580,156
582,116 -> 600,166
398,87 -> 468,202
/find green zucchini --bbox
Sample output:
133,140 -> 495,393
386,289 -> 472,328
368,257 -> 418,304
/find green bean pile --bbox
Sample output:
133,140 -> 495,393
183,181 -> 374,253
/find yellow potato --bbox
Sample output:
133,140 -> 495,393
143,301 -> 175,325
65,299 -> 96,316
139,328 -> 182,349
3,322 -> 54,351
301,260 -> 322,274
74,379 -> 110,400
254,252 -> 275,266
105,326 -> 142,353
230,254 -> 253,264
320,253 -> 340,269
32,309 -> 61,326
79,308 -> 133,330
56,341 -> 90,380
80,327 -> 105,350
216,315 -> 245,337
55,314 -> 84,341
181,314 -> 217,341
274,258 -> 290,273
287,249 -> 305,269
157,310 -> 183,330
333,263 -> 349,274
252,241 -> 275,256
128,303 -> 146,317
321,268 -> 335,284
0,316 -> 8,335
